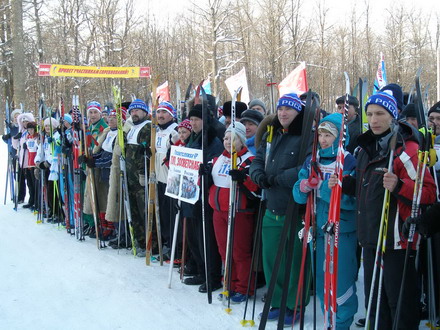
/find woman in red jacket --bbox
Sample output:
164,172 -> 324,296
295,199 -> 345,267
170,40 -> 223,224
209,121 -> 259,304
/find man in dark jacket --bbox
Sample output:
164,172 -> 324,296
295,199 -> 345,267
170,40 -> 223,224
181,103 -> 224,294
335,95 -> 361,154
249,93 -> 311,326
344,91 -> 436,329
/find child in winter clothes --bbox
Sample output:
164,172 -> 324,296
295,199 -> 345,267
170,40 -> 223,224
209,121 -> 259,303
23,122 -> 39,210
293,113 -> 358,329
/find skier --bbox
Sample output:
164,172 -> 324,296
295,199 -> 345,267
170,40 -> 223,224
293,113 -> 358,329
249,93 -> 312,326
335,95 -> 361,154
208,121 -> 259,303
239,109 -> 264,155
181,102 -> 223,293
343,91 -> 436,329
22,121 -> 39,211
82,101 -> 109,237
125,99 -> 151,257
154,101 -> 179,261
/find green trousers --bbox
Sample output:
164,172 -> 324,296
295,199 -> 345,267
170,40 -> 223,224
262,209 -> 311,310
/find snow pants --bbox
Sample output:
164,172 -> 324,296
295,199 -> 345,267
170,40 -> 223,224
186,201 -> 222,283
363,247 -> 420,330
315,232 -> 358,330
213,210 -> 254,295
261,210 -> 311,310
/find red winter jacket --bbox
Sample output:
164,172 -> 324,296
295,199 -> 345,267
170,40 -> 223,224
208,147 -> 259,213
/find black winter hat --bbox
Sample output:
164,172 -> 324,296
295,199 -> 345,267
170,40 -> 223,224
222,101 -> 248,118
335,95 -> 359,108
428,101 -> 440,117
240,109 -> 264,126
188,104 -> 202,119
379,83 -> 404,111
400,103 -> 417,119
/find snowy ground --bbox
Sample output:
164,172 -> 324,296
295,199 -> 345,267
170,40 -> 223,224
0,142 -> 429,330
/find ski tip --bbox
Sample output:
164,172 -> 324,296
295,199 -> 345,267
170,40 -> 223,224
225,307 -> 232,314
240,320 -> 255,327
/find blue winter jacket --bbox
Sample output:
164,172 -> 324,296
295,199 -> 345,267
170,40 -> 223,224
293,113 -> 357,236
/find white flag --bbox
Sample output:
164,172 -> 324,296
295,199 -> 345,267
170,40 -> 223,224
224,67 -> 250,104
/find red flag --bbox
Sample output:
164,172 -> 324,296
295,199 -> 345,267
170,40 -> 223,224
157,81 -> 171,102
278,62 -> 308,97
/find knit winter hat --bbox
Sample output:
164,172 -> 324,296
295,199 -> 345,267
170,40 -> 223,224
428,101 -> 440,117
178,119 -> 192,132
379,83 -> 404,111
225,121 -> 247,145
44,117 -> 60,128
109,107 -> 127,121
277,93 -> 302,112
188,104 -> 202,119
222,101 -> 248,118
103,102 -> 113,115
87,101 -> 101,113
128,99 -> 149,114
240,109 -> 264,126
157,101 -> 177,118
248,99 -> 266,113
365,91 -> 398,119
318,121 -> 339,138
63,113 -> 73,124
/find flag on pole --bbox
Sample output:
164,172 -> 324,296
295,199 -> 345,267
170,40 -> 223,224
157,81 -> 171,102
278,62 -> 308,97
202,79 -> 212,95
373,52 -> 387,94
224,67 -> 250,104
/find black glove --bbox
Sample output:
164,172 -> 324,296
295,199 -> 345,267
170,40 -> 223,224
86,157 -> 95,168
259,175 -> 275,189
78,155 -> 86,164
22,143 -> 27,150
38,162 -> 46,169
2,133 -> 11,141
229,169 -> 246,183
13,132 -> 22,140
403,215 -> 429,238
47,137 -> 53,144
198,163 -> 212,176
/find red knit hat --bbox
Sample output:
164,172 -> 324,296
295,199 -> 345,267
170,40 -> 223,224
109,107 -> 127,121
178,119 -> 192,132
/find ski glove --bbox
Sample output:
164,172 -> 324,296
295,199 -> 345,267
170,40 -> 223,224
229,169 -> 246,183
300,177 -> 319,193
259,174 -> 275,189
139,174 -> 146,187
47,137 -> 53,144
2,133 -> 11,141
403,216 -> 430,238
22,143 -> 27,150
198,163 -> 212,176
13,132 -> 22,140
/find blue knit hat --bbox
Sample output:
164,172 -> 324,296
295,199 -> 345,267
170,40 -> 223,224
277,93 -> 302,112
63,113 -> 73,124
87,101 -> 101,113
157,101 -> 176,118
365,91 -> 398,119
128,99 -> 149,114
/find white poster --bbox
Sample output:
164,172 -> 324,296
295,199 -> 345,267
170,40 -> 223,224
165,146 -> 203,204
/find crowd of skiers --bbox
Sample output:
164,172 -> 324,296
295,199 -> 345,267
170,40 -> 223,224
2,81 -> 440,329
